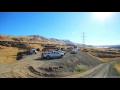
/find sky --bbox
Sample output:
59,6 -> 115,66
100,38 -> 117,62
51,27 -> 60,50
0,12 -> 120,45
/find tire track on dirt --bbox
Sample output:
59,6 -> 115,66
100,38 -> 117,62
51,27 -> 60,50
63,61 -> 119,78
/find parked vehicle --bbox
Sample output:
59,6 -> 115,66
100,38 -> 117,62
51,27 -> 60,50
30,48 -> 37,54
67,47 -> 73,52
71,48 -> 78,54
49,50 -> 65,55
42,51 -> 64,59
61,48 -> 66,51
55,50 -> 66,55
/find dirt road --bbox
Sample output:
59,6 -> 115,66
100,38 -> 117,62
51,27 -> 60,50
63,61 -> 119,78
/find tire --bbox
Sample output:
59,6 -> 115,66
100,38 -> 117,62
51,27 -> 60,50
61,55 -> 63,58
46,56 -> 50,59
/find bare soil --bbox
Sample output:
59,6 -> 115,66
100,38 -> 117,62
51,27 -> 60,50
63,61 -> 119,78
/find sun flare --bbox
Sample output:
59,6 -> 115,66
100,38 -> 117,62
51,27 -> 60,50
92,12 -> 114,21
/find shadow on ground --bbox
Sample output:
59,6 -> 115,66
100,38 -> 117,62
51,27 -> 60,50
34,57 -> 62,61
16,51 -> 31,60
35,58 -> 53,61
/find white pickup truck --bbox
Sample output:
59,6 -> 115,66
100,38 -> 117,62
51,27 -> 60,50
55,50 -> 66,55
71,48 -> 78,54
42,51 -> 64,59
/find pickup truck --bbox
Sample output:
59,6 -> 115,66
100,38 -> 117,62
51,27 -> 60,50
42,51 -> 64,59
55,50 -> 66,55
71,48 -> 78,54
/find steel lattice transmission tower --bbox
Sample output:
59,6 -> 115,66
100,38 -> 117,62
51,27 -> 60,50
82,32 -> 86,48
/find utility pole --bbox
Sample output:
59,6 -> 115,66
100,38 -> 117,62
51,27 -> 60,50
82,32 -> 86,48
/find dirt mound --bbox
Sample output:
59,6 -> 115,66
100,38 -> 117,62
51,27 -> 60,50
37,51 -> 103,77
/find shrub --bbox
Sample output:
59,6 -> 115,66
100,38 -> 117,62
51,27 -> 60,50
75,65 -> 86,72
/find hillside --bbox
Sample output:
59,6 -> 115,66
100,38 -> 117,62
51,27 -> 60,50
0,34 -> 81,46
0,34 -> 81,63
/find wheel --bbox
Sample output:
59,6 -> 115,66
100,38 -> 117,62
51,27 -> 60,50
46,56 -> 50,59
61,55 -> 63,58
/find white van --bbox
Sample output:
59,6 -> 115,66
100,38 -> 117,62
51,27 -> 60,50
30,48 -> 37,54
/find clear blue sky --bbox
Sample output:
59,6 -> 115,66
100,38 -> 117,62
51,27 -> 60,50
0,12 -> 120,45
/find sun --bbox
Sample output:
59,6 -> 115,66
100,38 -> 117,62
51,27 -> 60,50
92,12 -> 114,21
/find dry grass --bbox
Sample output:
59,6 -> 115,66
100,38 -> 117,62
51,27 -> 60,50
84,47 -> 120,62
86,53 -> 105,62
28,44 -> 44,50
86,51 -> 115,62
114,62 -> 120,75
0,43 -> 44,63
0,45 -> 25,63
102,57 -> 120,62
0,34 -> 68,45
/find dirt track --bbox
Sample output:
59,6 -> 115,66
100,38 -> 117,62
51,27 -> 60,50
63,61 -> 119,78
0,50 -> 114,78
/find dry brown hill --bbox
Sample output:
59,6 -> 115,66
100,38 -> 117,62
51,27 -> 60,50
0,34 -> 81,46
